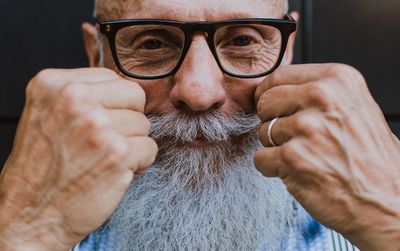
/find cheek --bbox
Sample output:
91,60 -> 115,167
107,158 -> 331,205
137,79 -> 174,115
139,77 -> 262,115
225,78 -> 262,113
102,48 -> 173,114
100,42 -> 174,115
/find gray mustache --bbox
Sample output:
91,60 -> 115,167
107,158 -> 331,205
148,112 -> 261,142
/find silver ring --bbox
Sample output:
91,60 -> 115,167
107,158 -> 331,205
268,117 -> 279,147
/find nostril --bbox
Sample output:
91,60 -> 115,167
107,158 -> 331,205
211,99 -> 224,110
175,100 -> 188,111
174,99 -> 225,113
169,37 -> 227,113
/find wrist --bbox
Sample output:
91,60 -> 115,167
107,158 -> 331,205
0,222 -> 73,251
344,214 -> 400,251
0,206 -> 76,251
0,239 -> 57,251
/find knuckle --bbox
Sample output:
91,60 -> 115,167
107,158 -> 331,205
116,80 -> 146,111
60,83 -> 88,104
82,110 -> 110,131
256,92 -> 268,115
108,139 -> 129,160
118,171 -> 135,189
140,137 -> 158,164
141,115 -> 152,135
147,139 -> 159,163
149,138 -> 159,155
324,63 -> 351,78
325,63 -> 365,86
305,84 -> 333,110
292,114 -> 322,136
281,141 -> 301,166
344,65 -> 367,89
99,67 -> 118,76
268,67 -> 282,88
104,142 -> 130,167
87,131 -> 108,149
26,69 -> 55,99
34,68 -> 56,85
58,83 -> 89,116
87,130 -> 120,153
25,82 -> 38,102
258,123 -> 270,146
257,91 -> 274,121
133,83 -> 146,109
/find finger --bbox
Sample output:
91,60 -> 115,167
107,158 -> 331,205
78,79 -> 146,112
258,111 -> 319,147
255,64 -> 335,103
64,68 -> 122,83
28,68 -> 123,103
106,110 -> 151,137
257,80 -> 333,123
256,84 -> 300,122
254,147 -> 288,178
125,136 -> 158,175
36,68 -> 121,89
259,118 -> 292,147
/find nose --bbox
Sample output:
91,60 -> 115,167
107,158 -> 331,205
170,34 -> 226,112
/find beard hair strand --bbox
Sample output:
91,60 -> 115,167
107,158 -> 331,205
96,112 -> 301,251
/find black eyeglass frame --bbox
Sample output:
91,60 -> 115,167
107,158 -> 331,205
97,15 -> 297,79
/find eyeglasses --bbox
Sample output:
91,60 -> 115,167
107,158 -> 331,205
97,15 -> 296,79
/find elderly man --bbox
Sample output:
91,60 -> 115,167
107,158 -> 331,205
0,0 -> 400,250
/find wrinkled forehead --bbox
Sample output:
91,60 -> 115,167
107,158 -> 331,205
96,0 -> 286,21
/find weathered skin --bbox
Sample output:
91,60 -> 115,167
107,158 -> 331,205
0,0 -> 399,250
0,69 -> 158,250
95,0 -> 286,21
254,64 -> 400,250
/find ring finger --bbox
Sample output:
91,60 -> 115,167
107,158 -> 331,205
259,111 -> 320,147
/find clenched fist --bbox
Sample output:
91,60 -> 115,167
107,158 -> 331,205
0,68 -> 158,250
254,64 -> 400,251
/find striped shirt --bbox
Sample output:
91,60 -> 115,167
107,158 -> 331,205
73,215 -> 359,251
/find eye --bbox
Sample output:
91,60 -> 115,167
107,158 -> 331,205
140,39 -> 163,50
231,36 -> 254,46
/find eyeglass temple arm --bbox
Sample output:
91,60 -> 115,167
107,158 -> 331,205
285,14 -> 296,21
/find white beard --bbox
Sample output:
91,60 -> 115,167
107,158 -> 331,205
96,112 -> 301,250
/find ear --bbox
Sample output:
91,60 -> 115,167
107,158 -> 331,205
82,22 -> 101,67
283,11 -> 299,65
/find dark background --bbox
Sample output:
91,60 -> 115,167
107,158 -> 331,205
0,0 -> 399,166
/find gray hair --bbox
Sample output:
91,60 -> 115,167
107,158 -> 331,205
95,111 -> 301,250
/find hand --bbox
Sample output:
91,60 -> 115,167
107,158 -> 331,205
0,68 -> 158,250
254,64 -> 400,251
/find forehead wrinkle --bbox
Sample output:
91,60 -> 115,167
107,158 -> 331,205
96,0 -> 143,20
204,0 -> 285,20
96,0 -> 286,21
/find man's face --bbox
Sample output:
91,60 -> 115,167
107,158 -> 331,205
98,0 -> 289,129
88,2 -> 299,250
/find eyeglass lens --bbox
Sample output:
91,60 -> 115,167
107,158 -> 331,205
115,24 -> 282,77
214,24 -> 282,75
